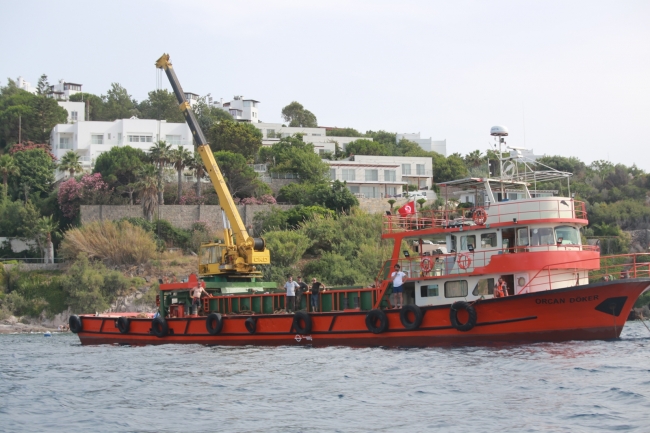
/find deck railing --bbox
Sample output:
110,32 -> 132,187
383,199 -> 587,234
517,253 -> 650,295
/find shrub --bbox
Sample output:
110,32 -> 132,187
60,220 -> 157,266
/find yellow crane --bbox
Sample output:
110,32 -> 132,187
155,54 -> 270,278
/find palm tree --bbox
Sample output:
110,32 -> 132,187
0,154 -> 19,200
464,150 -> 483,168
136,164 -> 159,222
387,199 -> 396,214
417,198 -> 427,209
59,151 -> 83,178
149,141 -> 172,204
188,151 -> 206,197
34,215 -> 58,263
170,146 -> 193,202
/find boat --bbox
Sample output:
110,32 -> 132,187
68,57 -> 650,347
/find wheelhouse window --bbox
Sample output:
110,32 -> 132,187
555,226 -> 581,245
460,235 -> 476,251
481,233 -> 497,248
472,278 -> 494,296
530,227 -> 555,246
516,227 -> 529,246
420,284 -> 439,297
445,280 -> 468,298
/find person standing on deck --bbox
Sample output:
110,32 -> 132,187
296,276 -> 309,311
310,278 -> 326,312
391,264 -> 406,308
284,276 -> 299,313
191,280 -> 209,314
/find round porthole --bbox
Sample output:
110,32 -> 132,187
518,277 -> 526,287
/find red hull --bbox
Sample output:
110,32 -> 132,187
75,280 -> 650,347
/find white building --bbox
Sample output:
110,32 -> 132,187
327,155 -> 434,199
16,76 -> 36,94
255,123 -> 362,155
50,118 -> 193,178
57,101 -> 85,124
212,96 -> 260,122
396,132 -> 446,156
49,79 -> 82,101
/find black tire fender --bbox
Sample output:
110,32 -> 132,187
449,301 -> 477,332
245,316 -> 257,334
69,315 -> 83,334
151,316 -> 169,338
116,316 -> 130,334
293,311 -> 312,335
205,313 -> 223,335
365,309 -> 388,334
400,305 -> 423,330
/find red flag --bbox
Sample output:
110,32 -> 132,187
398,201 -> 416,216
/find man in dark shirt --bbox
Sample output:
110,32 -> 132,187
310,278 -> 326,313
296,276 -> 309,311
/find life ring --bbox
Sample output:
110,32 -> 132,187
457,253 -> 472,270
116,316 -> 130,334
400,305 -> 423,330
365,309 -> 388,334
69,315 -> 83,334
420,257 -> 432,274
449,301 -> 477,332
293,311 -> 312,335
151,316 -> 169,338
205,313 -> 223,335
473,207 -> 488,225
245,317 -> 257,334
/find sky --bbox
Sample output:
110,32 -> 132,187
2,0 -> 649,169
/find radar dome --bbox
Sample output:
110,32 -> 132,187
490,125 -> 509,136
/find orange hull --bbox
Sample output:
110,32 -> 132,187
75,280 -> 650,347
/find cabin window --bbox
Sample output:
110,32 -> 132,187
472,278 -> 494,296
530,227 -> 555,246
555,226 -> 581,245
444,280 -> 468,298
460,235 -> 476,251
450,235 -> 457,252
481,233 -> 497,248
420,284 -> 439,297
516,227 -> 529,246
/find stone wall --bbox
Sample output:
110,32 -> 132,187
80,198 -> 417,232
81,204 -> 293,233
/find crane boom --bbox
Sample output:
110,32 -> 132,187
155,53 -> 269,276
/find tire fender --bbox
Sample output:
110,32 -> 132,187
400,305 -> 423,330
293,311 -> 312,335
365,309 -> 388,334
116,316 -> 130,334
205,313 -> 224,335
151,316 -> 169,338
69,315 -> 83,334
245,316 -> 257,334
449,301 -> 477,332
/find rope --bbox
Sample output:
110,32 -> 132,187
639,318 -> 650,335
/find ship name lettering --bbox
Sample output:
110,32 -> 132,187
569,295 -> 599,303
535,298 -> 565,305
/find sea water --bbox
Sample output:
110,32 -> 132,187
2,323 -> 650,432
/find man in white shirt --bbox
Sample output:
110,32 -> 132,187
284,276 -> 299,313
391,264 -> 406,309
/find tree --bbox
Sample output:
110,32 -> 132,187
170,146 -> 193,201
138,89 -> 185,123
192,95 -> 233,132
31,75 -> 67,142
464,150 -> 483,168
364,130 -> 397,147
281,101 -> 318,127
69,92 -> 105,121
148,141 -> 172,204
277,181 -> 358,213
207,120 -> 263,159
58,150 -> 83,177
36,74 -> 51,96
187,151 -> 206,197
136,164 -> 159,221
0,154 -> 19,199
431,152 -> 468,183
214,151 -> 269,198
327,127 -> 362,137
12,148 -> 56,197
93,146 -> 148,203
32,215 -> 58,261
102,83 -> 138,120
259,134 -> 329,183
345,139 -> 389,156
